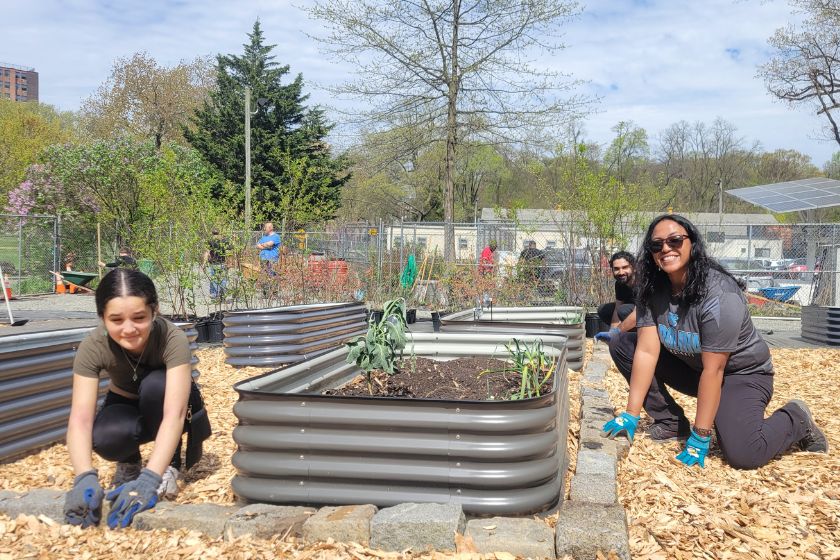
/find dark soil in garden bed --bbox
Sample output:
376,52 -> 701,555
323,356 -> 553,400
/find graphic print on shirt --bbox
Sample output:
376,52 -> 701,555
658,309 -> 701,356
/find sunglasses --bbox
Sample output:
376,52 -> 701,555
648,234 -> 689,253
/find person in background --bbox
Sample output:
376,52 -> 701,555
479,239 -> 498,276
594,251 -> 637,343
204,229 -> 230,301
602,214 -> 828,468
518,240 -> 545,281
256,222 -> 281,276
99,247 -> 137,270
63,269 -> 207,529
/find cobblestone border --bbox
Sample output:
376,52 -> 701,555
0,344 -> 630,559
558,342 -> 631,560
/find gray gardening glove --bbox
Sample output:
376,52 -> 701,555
106,468 -> 161,529
64,469 -> 104,528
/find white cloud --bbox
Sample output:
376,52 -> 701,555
556,0 -> 835,166
3,0 -> 836,168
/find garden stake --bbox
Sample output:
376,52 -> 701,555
0,263 -> 28,326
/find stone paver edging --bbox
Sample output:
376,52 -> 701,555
0,343 -> 629,559
557,342 -> 631,559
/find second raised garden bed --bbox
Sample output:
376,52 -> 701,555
441,305 -> 586,370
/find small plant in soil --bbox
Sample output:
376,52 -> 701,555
345,298 -> 408,393
480,338 -> 556,400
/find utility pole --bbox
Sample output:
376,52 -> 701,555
717,179 -> 723,231
243,87 -> 269,233
244,86 -> 252,232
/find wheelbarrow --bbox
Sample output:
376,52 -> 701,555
757,285 -> 800,303
51,270 -> 98,294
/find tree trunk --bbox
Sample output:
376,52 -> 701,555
444,0 -> 460,263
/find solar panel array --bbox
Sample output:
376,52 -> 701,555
726,177 -> 840,213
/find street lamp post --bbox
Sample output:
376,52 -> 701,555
244,86 -> 268,233
245,86 -> 252,232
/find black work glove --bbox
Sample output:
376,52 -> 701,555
63,469 -> 104,528
106,468 -> 162,529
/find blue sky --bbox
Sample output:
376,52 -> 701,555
3,0 -> 835,169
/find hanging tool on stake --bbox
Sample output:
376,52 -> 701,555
0,263 -> 28,326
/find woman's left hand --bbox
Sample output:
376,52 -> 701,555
106,468 -> 162,528
676,429 -> 711,468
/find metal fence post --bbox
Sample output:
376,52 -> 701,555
747,225 -> 752,264
16,216 -> 23,293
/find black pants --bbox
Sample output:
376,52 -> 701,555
608,332 -> 809,469
92,369 -> 183,470
597,302 -> 635,326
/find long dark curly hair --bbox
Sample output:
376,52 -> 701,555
635,214 -> 744,309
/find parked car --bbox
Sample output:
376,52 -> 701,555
541,248 -> 597,279
718,258 -> 750,273
786,258 -> 808,280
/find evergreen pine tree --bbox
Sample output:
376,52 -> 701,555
185,20 -> 347,226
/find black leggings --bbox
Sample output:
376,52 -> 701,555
608,331 -> 809,469
92,369 -> 183,470
597,302 -> 635,326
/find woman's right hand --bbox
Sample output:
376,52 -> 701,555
64,469 -> 104,528
602,411 -> 641,442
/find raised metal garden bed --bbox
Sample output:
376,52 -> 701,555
231,332 -> 569,515
801,305 -> 840,346
223,302 -> 367,368
0,323 -> 199,462
441,306 -> 585,370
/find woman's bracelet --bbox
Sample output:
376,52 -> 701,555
692,426 -> 713,438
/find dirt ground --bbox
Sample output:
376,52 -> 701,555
1,343 -> 838,559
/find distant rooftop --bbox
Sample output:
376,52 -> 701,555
0,62 -> 36,72
480,208 -> 779,225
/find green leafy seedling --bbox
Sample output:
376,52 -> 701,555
345,298 -> 408,393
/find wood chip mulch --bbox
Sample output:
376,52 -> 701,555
3,343 -> 837,559
602,347 -> 840,560
0,347 -> 585,559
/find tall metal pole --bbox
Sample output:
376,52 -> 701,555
717,179 -> 723,232
244,86 -> 252,232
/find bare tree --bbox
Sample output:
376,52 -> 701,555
759,0 -> 840,146
81,52 -> 214,149
656,118 -> 758,211
307,0 -> 590,261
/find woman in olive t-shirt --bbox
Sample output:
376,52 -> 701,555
64,269 -> 192,529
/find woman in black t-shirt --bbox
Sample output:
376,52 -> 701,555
602,214 -> 827,469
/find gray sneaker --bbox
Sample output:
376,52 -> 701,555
111,460 -> 142,488
157,466 -> 180,500
788,399 -> 829,453
646,422 -> 691,443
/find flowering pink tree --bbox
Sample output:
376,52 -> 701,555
4,164 -> 100,217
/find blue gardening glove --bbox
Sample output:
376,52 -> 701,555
64,469 -> 104,528
602,411 -> 640,442
676,429 -> 711,468
594,327 -> 620,343
106,468 -> 161,528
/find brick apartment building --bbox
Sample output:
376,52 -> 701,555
0,62 -> 38,102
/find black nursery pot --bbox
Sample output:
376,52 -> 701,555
195,321 -> 210,343
585,312 -> 610,338
207,319 -> 225,343
369,310 -> 384,323
431,311 -> 442,332
406,309 -> 417,324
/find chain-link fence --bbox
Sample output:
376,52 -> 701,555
9,213 -> 840,313
0,214 -> 58,296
